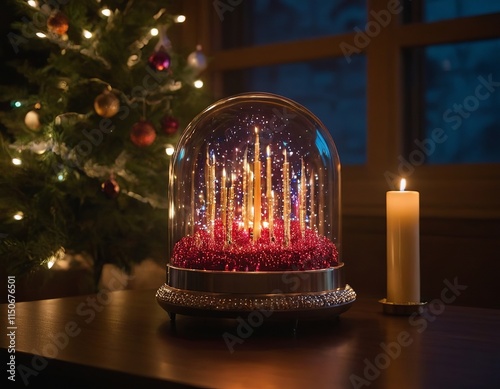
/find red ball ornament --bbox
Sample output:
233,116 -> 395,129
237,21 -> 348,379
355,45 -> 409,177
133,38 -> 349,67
47,11 -> 69,36
130,120 -> 156,147
148,49 -> 171,72
161,115 -> 179,135
101,177 -> 120,199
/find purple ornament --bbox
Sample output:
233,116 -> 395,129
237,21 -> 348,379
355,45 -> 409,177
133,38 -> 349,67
148,49 -> 171,72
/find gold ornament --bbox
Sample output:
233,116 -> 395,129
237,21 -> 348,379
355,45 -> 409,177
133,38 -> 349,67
94,91 -> 120,118
24,110 -> 41,131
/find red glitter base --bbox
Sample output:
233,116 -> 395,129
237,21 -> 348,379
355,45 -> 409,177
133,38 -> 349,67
171,220 -> 339,271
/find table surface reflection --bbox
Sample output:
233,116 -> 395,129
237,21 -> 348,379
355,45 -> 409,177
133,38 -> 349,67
1,288 -> 499,388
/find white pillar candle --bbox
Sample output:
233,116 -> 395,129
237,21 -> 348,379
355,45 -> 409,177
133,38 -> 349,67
386,179 -> 420,303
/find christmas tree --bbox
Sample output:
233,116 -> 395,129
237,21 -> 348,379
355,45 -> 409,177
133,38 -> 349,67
0,0 -> 211,285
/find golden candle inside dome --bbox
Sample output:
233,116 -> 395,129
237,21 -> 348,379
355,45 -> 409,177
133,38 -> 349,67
242,149 -> 248,230
299,158 -> 306,238
227,173 -> 235,245
266,145 -> 273,225
253,127 -> 261,241
221,167 -> 227,236
283,149 -> 290,246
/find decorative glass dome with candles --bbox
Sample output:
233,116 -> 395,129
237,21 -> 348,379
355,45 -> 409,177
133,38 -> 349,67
156,92 -> 356,320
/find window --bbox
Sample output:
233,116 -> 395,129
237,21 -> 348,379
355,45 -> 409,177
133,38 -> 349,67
424,0 -> 500,22
219,0 -> 367,165
422,38 -> 500,164
222,56 -> 367,165
185,0 -> 500,218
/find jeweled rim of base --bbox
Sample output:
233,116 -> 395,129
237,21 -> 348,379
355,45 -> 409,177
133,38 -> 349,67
156,283 -> 356,314
166,263 -> 345,294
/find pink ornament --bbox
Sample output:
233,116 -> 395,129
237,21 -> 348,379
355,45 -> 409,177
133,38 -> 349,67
148,49 -> 171,72
161,115 -> 179,135
101,177 -> 120,199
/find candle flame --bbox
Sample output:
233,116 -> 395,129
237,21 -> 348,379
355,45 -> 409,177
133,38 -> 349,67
400,178 -> 406,191
267,145 -> 271,157
254,126 -> 259,135
222,168 -> 226,177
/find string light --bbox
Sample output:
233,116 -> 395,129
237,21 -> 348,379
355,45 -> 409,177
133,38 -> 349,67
194,79 -> 204,88
174,15 -> 186,23
27,0 -> 38,8
57,79 -> 68,90
100,8 -> 111,17
150,28 -> 159,36
36,32 -> 46,38
165,144 -> 175,156
83,30 -> 93,39
12,158 -> 22,166
12,101 -> 22,108
46,247 -> 65,269
13,211 -> 24,221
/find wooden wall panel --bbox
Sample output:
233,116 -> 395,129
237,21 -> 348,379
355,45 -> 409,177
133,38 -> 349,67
343,215 -> 500,309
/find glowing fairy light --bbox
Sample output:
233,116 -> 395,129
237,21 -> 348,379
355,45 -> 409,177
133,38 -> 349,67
101,8 -> 111,17
165,144 -> 175,156
46,247 -> 65,269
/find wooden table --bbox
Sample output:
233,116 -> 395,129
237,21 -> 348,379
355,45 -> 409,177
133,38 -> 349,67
1,288 -> 499,388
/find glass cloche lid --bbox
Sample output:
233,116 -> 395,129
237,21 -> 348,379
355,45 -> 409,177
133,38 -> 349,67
167,92 -> 342,272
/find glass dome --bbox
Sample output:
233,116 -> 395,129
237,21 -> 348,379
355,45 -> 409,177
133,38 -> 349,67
167,92 -> 342,273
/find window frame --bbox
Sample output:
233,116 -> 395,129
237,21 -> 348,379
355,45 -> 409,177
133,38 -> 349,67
182,0 -> 500,219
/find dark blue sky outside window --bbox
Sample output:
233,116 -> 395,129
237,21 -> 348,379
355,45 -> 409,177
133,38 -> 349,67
424,38 -> 500,163
252,0 -> 366,45
248,56 -> 367,165
232,0 -> 500,165
425,0 -> 500,22
245,0 -> 367,165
